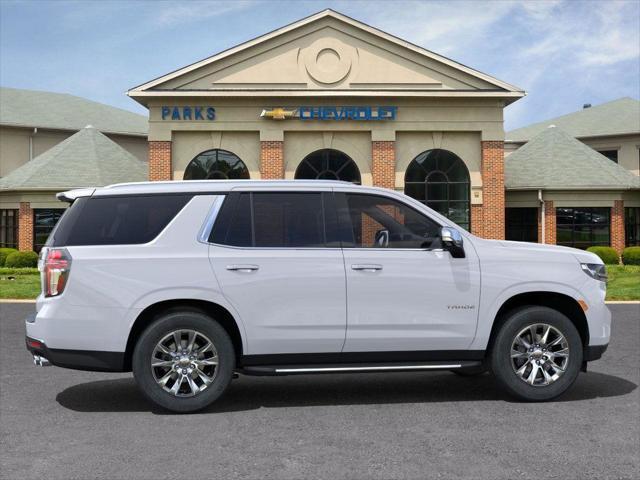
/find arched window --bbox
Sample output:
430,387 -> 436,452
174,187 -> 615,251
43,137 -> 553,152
183,149 -> 249,180
295,149 -> 361,184
404,149 -> 470,230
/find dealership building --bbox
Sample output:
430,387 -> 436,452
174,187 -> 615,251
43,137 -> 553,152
1,9 -> 639,252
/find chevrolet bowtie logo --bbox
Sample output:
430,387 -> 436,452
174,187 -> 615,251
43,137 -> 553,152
260,107 -> 298,120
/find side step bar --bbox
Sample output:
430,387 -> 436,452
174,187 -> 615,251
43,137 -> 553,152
240,360 -> 482,376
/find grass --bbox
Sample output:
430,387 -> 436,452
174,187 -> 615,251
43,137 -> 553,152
1,266 -> 639,301
605,265 -> 640,301
0,268 -> 41,299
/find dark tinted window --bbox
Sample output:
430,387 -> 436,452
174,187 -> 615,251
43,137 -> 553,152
556,207 -> 610,249
625,207 -> 640,246
50,195 -> 192,246
597,150 -> 618,163
34,209 -> 65,252
505,208 -> 538,242
211,192 -> 331,248
0,209 -> 18,249
339,193 -> 440,249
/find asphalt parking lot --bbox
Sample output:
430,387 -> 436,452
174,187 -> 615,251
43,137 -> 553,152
1,303 -> 638,480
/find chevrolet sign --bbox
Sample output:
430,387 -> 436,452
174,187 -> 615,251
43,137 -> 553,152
261,106 -> 397,121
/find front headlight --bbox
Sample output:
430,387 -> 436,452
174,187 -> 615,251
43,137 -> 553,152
581,263 -> 607,282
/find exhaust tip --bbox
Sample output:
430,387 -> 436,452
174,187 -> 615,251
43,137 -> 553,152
33,355 -> 51,367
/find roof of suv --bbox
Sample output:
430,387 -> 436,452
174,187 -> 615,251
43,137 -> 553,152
59,180 -> 377,200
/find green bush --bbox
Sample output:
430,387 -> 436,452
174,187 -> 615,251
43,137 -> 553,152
4,251 -> 39,268
622,246 -> 640,265
586,246 -> 619,265
0,247 -> 18,266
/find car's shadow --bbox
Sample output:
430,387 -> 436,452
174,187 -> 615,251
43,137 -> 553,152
56,370 -> 637,415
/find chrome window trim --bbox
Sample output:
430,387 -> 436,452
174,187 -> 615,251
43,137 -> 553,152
197,195 -> 226,245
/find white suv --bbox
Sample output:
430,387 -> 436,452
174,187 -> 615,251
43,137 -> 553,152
26,180 -> 610,412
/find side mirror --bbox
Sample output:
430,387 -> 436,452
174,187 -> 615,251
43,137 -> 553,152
440,227 -> 465,258
374,229 -> 390,248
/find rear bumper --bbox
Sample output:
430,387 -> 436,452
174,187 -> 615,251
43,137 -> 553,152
25,335 -> 126,372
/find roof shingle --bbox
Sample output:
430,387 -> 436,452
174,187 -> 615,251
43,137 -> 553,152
0,87 -> 147,136
505,126 -> 640,190
506,97 -> 640,142
0,126 -> 147,190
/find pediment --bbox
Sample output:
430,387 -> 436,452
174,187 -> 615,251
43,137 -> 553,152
130,10 -> 523,98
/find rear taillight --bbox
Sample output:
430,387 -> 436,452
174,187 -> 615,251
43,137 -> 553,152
42,248 -> 72,297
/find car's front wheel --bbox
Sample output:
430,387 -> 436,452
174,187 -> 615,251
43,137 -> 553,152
490,306 -> 583,401
132,309 -> 235,413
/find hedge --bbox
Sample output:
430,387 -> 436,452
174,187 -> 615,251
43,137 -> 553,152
586,246 -> 619,265
0,247 -> 18,266
622,246 -> 640,265
4,251 -> 39,268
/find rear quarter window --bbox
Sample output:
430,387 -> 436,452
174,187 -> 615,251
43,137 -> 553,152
50,195 -> 192,246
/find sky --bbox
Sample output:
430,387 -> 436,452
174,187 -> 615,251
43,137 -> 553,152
1,0 -> 639,131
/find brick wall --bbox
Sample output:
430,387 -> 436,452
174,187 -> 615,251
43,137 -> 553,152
611,200 -> 625,254
260,141 -> 284,179
470,205 -> 484,237
479,141 -> 505,239
148,141 -> 172,181
18,202 -> 33,251
544,200 -> 556,244
372,141 -> 395,189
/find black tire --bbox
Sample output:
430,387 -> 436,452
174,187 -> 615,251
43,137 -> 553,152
490,306 -> 583,401
451,365 -> 487,377
132,309 -> 235,413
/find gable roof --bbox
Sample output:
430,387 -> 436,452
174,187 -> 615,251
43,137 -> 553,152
505,126 -> 639,190
0,87 -> 148,136
128,9 -> 524,102
507,97 -> 640,142
0,126 -> 147,191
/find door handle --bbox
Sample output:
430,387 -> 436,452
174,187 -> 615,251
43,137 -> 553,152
351,264 -> 383,272
226,264 -> 259,272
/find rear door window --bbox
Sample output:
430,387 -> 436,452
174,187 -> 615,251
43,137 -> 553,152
50,195 -> 192,246
210,192 -> 336,248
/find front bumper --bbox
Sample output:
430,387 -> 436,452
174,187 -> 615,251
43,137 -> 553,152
25,335 -> 126,372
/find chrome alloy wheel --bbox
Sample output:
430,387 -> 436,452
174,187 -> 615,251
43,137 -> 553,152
510,323 -> 570,387
151,329 -> 218,397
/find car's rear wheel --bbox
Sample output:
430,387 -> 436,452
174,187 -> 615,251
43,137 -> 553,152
132,309 -> 235,413
490,306 -> 583,401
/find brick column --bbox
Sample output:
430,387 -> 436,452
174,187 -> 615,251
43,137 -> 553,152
611,200 -> 625,255
260,141 -> 284,179
471,205 -> 484,237
18,202 -> 33,251
480,141 -> 505,239
544,200 -> 556,244
372,141 -> 395,189
148,141 -> 172,181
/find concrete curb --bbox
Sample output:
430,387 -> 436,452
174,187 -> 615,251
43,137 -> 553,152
0,299 -> 36,303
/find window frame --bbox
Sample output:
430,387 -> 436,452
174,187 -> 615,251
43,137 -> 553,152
33,208 -> 66,252
294,149 -> 361,184
334,191 -> 444,251
183,148 -> 250,181
555,206 -> 611,249
625,207 -> 640,247
208,190 -> 340,250
505,207 -> 539,243
0,209 -> 19,249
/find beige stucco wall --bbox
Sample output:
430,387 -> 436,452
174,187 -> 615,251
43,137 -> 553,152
146,97 -> 505,143
171,130 -> 260,180
0,191 -> 66,209
0,125 -> 148,178
581,134 -> 640,176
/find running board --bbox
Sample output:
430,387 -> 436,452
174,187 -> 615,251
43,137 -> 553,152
239,360 -> 482,376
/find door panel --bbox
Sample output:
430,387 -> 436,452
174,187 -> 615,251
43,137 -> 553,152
342,248 -> 480,351
210,246 -> 346,355
337,192 -> 480,352
208,191 -> 346,355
